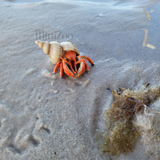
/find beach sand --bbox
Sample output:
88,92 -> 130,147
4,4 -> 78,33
0,0 -> 160,159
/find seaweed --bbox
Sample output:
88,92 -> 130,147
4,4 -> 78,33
100,86 -> 160,158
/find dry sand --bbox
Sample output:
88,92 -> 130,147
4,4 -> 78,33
0,0 -> 160,159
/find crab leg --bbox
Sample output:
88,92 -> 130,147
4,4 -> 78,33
68,59 -> 76,74
63,61 -> 75,78
76,58 -> 88,64
60,57 -> 76,74
84,61 -> 89,71
82,56 -> 94,65
73,58 -> 78,73
59,57 -> 75,77
59,63 -> 63,77
54,61 -> 62,73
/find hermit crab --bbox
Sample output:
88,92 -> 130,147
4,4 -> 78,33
35,40 -> 94,78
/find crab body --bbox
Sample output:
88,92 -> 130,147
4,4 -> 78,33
35,41 -> 94,78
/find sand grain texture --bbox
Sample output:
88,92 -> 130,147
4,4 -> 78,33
0,0 -> 160,159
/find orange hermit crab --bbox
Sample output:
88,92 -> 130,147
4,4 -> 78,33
35,41 -> 94,78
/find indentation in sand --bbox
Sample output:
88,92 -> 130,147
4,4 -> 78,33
36,120 -> 51,134
29,135 -> 40,147
7,132 -> 40,155
8,143 -> 23,154
0,107 -> 42,155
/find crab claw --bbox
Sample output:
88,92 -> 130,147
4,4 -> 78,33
54,58 -> 75,78
77,61 -> 86,78
76,56 -> 94,77
75,57 -> 88,77
85,61 -> 89,71
59,57 -> 75,78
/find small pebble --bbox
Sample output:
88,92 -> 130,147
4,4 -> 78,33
51,81 -> 55,86
66,88 -> 76,93
25,68 -> 37,75
82,79 -> 90,88
98,13 -> 104,17
42,70 -> 58,80
52,90 -> 58,94
146,43 -> 156,49
74,81 -> 83,87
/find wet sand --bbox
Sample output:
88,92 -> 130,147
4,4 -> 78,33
0,0 -> 160,159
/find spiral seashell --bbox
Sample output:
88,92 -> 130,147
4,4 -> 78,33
35,40 -> 64,64
60,41 -> 80,56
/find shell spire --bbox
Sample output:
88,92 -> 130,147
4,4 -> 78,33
35,40 -> 64,64
35,40 -> 50,55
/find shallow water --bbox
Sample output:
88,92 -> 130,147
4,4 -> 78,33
6,0 -> 159,9
0,0 -> 160,159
